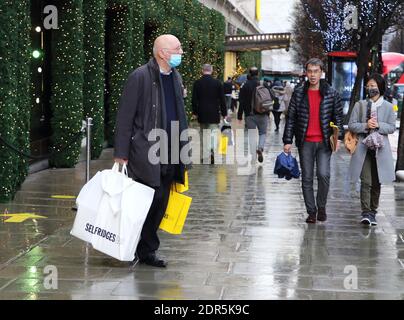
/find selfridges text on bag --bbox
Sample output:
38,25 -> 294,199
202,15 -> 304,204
71,163 -> 155,261
252,85 -> 274,114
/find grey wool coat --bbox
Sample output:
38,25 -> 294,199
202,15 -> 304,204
348,98 -> 396,184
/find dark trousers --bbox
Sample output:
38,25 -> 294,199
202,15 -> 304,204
136,164 -> 176,260
272,111 -> 282,130
298,141 -> 332,215
360,150 -> 381,213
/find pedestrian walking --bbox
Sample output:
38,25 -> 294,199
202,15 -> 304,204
283,58 -> 344,223
224,77 -> 234,113
237,67 -> 269,164
192,64 -> 227,164
284,81 -> 294,112
270,81 -> 287,132
348,73 -> 396,226
114,34 -> 189,267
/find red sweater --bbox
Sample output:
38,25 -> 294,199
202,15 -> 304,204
305,90 -> 323,142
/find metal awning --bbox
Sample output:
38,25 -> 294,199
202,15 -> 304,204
225,33 -> 291,52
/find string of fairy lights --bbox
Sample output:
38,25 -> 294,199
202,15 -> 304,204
49,0 -> 84,168
0,0 -> 259,201
83,0 -> 106,159
303,0 -> 400,53
0,0 -> 31,201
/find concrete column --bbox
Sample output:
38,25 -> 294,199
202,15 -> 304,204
224,51 -> 237,80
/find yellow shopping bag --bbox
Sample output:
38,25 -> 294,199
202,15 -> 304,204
160,190 -> 192,235
171,171 -> 188,193
218,134 -> 228,155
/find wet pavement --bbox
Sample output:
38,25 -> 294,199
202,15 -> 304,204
1,115 -> 404,300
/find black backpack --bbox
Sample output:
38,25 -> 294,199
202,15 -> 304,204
269,89 -> 280,111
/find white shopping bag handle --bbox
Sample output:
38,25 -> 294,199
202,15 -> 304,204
112,162 -> 128,177
122,163 -> 128,176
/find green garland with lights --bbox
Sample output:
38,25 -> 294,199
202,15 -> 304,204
83,0 -> 106,159
49,0 -> 84,168
15,1 -> 31,190
0,0 -> 260,201
105,0 -> 134,146
0,1 -> 31,202
237,30 -> 262,72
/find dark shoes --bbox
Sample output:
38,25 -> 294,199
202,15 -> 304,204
317,208 -> 327,222
135,253 -> 167,268
257,148 -> 264,163
306,213 -> 317,224
305,208 -> 327,224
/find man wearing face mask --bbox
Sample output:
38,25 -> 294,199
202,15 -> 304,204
114,35 -> 190,268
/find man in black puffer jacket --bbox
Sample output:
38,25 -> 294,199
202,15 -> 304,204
283,58 -> 344,224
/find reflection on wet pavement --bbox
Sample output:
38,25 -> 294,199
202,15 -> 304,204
0,118 -> 404,300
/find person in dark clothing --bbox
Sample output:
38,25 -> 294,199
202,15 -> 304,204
114,34 -> 189,268
192,64 -> 227,164
283,58 -> 344,224
223,77 -> 234,112
270,82 -> 286,132
237,67 -> 269,164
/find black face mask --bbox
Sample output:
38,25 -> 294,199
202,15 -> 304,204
367,88 -> 380,98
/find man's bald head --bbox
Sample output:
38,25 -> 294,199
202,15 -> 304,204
153,35 -> 182,58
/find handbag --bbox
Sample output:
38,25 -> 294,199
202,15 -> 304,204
344,130 -> 358,154
72,163 -> 155,261
218,134 -> 229,155
172,170 -> 189,193
344,100 -> 368,154
329,122 -> 339,152
362,131 -> 385,150
160,190 -> 192,235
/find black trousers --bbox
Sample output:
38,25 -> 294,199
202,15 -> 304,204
272,111 -> 282,130
136,164 -> 176,260
360,150 -> 381,213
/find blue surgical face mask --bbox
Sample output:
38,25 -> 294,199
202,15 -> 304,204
168,54 -> 182,68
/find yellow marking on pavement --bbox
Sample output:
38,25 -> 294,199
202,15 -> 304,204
51,195 -> 76,199
0,213 -> 47,223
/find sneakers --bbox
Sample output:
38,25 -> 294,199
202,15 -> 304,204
368,212 -> 377,226
317,208 -> 327,222
257,148 -> 264,163
360,212 -> 377,226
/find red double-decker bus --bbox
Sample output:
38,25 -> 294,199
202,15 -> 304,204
383,53 -> 404,116
383,52 -> 404,85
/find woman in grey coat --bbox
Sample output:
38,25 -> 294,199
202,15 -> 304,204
348,73 -> 396,226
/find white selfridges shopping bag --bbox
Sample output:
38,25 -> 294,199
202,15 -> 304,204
70,171 -> 104,243
71,163 -> 155,261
